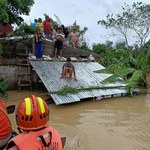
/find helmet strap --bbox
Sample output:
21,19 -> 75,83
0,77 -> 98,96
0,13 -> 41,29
17,127 -> 22,133
38,131 -> 52,147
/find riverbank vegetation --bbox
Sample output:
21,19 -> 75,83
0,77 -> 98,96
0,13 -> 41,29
93,41 -> 150,95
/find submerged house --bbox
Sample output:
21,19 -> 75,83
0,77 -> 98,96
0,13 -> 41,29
0,36 -> 130,105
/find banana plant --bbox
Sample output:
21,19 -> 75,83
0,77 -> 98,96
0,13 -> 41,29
99,46 -> 150,96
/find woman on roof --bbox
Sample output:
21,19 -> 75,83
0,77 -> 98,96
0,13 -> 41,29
43,15 -> 53,39
35,28 -> 43,59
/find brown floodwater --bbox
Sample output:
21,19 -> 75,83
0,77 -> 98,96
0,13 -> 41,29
4,90 -> 150,150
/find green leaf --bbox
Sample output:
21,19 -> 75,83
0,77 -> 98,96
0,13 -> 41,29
126,70 -> 143,95
127,70 -> 143,87
57,85 -> 79,96
116,68 -> 135,77
101,74 -> 119,84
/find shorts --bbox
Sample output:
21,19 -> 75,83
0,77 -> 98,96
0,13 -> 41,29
54,40 -> 63,50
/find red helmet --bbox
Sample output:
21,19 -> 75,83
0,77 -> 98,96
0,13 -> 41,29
16,95 -> 49,130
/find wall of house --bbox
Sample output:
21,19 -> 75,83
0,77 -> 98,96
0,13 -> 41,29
0,64 -> 39,90
0,65 -> 18,89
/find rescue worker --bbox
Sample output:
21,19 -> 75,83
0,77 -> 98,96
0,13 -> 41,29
6,95 -> 62,150
0,100 -> 12,149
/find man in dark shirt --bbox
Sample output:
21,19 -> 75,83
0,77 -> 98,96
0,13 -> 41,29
60,57 -> 77,80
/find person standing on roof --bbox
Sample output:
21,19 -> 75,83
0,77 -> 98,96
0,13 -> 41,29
37,18 -> 45,37
61,25 -> 69,46
52,25 -> 58,41
0,100 -> 12,149
69,27 -> 79,48
6,95 -> 62,150
60,57 -> 77,81
54,27 -> 64,58
31,19 -> 38,29
43,15 -> 53,39
35,28 -> 43,59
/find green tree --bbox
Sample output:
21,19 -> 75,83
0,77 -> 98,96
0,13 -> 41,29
99,45 -> 150,95
92,41 -> 114,65
98,2 -> 150,48
93,41 -> 113,55
13,22 -> 35,37
0,0 -> 34,25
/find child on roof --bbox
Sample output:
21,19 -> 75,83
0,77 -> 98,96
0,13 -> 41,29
54,27 -> 64,58
60,57 -> 77,81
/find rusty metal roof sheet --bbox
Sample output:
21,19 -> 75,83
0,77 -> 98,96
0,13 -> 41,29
30,61 -> 127,105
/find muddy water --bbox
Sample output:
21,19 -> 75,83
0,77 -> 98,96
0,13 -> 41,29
5,90 -> 150,150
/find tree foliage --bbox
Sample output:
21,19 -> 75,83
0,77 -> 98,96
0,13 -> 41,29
0,0 -> 34,25
13,22 -> 35,37
98,2 -> 150,48
93,41 -> 113,55
96,41 -> 150,95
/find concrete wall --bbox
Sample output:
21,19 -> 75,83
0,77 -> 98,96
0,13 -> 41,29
41,39 -> 100,60
0,65 -> 18,89
0,65 -> 40,90
0,38 -> 33,59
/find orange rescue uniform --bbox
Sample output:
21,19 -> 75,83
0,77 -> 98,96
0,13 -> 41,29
7,126 -> 62,150
0,100 -> 12,140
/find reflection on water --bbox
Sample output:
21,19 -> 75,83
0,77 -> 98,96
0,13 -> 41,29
54,124 -> 89,150
5,90 -> 150,150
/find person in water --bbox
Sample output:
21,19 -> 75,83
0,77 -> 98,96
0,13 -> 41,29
6,95 -> 62,150
60,57 -> 77,80
0,100 -> 12,149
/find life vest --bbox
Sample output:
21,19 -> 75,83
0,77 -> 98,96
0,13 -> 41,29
0,101 -> 12,140
7,126 -> 62,150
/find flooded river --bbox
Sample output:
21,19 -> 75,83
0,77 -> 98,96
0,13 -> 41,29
5,90 -> 150,150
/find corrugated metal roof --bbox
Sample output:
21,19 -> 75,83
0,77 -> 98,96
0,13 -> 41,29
30,61 -> 127,105
50,88 -> 127,105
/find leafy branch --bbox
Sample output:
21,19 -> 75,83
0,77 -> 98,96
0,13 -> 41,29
49,85 -> 126,96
